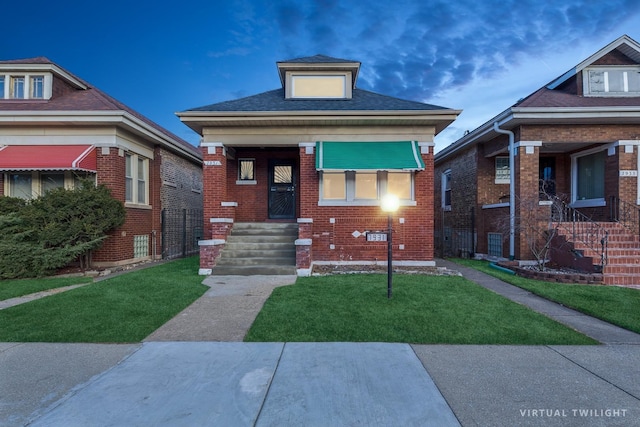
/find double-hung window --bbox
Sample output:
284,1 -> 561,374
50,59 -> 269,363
11,76 -> 25,99
125,153 -> 149,205
0,76 -> 4,99
30,76 -> 44,98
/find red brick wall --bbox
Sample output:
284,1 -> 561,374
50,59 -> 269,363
227,148 -> 299,222
434,145 -> 478,256
0,173 -> 4,196
302,144 -> 435,263
93,147 -> 155,264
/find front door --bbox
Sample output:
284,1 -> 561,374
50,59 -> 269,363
268,160 -> 296,219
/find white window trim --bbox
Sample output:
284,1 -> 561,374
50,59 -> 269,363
124,152 -> 150,207
0,72 -> 52,100
570,145 -> 608,207
286,71 -> 352,99
4,171 -> 96,199
583,66 -> 640,97
318,171 -> 416,207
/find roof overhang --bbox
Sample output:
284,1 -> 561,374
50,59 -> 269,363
0,110 -> 201,163
177,109 -> 461,136
0,62 -> 87,90
436,106 -> 640,162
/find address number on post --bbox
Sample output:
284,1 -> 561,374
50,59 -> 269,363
366,232 -> 388,242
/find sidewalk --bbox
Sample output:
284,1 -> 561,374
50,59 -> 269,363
3,262 -> 640,426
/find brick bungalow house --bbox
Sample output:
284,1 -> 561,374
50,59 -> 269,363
178,55 -> 460,275
0,57 -> 203,267
434,35 -> 640,286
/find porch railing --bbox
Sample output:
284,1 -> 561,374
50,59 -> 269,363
552,200 -> 608,271
609,196 -> 640,236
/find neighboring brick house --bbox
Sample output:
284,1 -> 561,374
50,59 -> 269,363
0,57 -> 202,267
178,55 -> 460,275
435,35 -> 640,286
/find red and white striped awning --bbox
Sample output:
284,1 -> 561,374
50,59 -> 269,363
0,145 -> 97,172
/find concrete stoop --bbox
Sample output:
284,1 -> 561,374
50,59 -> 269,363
211,222 -> 298,275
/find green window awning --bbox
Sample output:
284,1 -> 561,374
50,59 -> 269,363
315,141 -> 425,171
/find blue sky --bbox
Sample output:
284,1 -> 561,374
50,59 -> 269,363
4,0 -> 640,152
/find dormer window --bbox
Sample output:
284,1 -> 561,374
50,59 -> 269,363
289,74 -> 349,99
584,67 -> 640,96
286,72 -> 351,99
0,72 -> 52,100
11,76 -> 25,98
31,76 -> 44,98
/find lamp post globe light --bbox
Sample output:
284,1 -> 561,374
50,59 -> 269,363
381,194 -> 400,299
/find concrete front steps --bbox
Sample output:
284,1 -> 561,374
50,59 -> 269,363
562,222 -> 640,286
211,222 -> 298,275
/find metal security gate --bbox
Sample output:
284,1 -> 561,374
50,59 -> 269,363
161,209 -> 203,259
437,207 -> 476,258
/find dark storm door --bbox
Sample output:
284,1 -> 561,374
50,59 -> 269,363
268,160 -> 296,219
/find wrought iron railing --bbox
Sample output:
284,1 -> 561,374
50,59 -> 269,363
609,196 -> 640,236
552,200 -> 608,270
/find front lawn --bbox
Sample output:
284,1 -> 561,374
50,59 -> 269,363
0,276 -> 93,302
451,258 -> 640,334
245,274 -> 597,344
0,257 -> 208,342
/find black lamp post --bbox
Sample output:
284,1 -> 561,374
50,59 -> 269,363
381,194 -> 399,299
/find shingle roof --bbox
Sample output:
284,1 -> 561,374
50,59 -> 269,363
187,88 -> 450,112
0,57 -> 200,160
277,54 -> 358,64
517,87 -> 640,108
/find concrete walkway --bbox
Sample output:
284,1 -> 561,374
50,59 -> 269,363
436,259 -> 640,345
3,262 -> 640,426
145,275 -> 297,341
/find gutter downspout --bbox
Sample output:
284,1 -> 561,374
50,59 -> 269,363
493,122 -> 515,260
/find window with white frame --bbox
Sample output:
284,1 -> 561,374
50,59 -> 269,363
8,173 -> 32,199
442,169 -> 452,210
125,153 -> 149,205
30,76 -> 44,98
290,74 -> 349,99
495,157 -> 510,184
320,171 -> 413,205
585,67 -> 640,96
5,171 -> 95,199
11,76 -> 25,99
0,72 -> 52,100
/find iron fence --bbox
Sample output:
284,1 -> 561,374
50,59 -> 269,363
437,207 -> 476,258
161,208 -> 203,259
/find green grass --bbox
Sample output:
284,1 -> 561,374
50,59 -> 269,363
245,274 -> 597,344
0,257 -> 208,342
0,276 -> 93,301
452,258 -> 640,334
